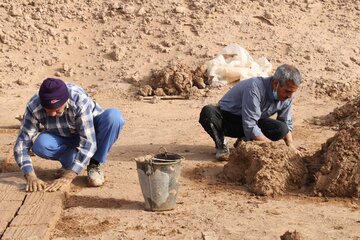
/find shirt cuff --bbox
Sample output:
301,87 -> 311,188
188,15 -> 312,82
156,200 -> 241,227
70,161 -> 86,174
21,164 -> 34,175
245,126 -> 263,139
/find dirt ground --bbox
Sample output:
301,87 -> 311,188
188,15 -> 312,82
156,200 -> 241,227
0,0 -> 359,239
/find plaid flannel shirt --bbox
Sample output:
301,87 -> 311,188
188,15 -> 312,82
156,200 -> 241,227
14,83 -> 103,174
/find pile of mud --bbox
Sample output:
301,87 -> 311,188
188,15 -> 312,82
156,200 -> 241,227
280,230 -> 303,240
138,62 -> 208,97
313,96 -> 360,128
312,122 -> 360,197
223,141 -> 307,196
224,122 -> 360,197
311,78 -> 360,101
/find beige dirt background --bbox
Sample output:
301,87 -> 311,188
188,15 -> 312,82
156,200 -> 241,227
0,0 -> 359,239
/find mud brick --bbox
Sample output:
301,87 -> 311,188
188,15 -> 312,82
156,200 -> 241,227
1,224 -> 50,240
1,210 -> 18,223
0,200 -> 22,212
0,183 -> 23,192
1,191 -> 26,201
0,172 -> 26,192
23,191 -> 64,206
0,221 -> 9,236
23,192 -> 46,205
0,184 -> 17,191
0,129 -> 18,134
13,211 -> 60,229
10,211 -> 57,227
18,199 -> 61,215
43,191 -> 65,202
10,193 -> 62,227
0,211 -> 17,236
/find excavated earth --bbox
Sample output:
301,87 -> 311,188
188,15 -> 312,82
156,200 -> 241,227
0,0 -> 359,239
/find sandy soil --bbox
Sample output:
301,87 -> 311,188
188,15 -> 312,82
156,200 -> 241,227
0,0 -> 359,239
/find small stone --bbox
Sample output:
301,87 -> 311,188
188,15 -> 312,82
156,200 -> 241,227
150,96 -> 159,104
137,7 -> 146,16
14,79 -> 27,86
110,48 -> 125,61
139,85 -> 153,96
342,62 -> 349,67
121,5 -> 136,14
9,7 -> 23,17
264,10 -> 273,19
154,88 -> 166,96
280,230 -> 303,240
31,12 -> 41,20
174,6 -> 187,13
234,20 -> 241,25
202,231 -> 217,240
324,66 -> 335,72
304,55 -> 312,60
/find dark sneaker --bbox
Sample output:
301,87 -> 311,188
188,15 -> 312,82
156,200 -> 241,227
215,141 -> 230,161
87,164 -> 105,187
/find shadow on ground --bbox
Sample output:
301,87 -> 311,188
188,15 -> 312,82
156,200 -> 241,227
114,143 -> 215,162
64,194 -> 143,210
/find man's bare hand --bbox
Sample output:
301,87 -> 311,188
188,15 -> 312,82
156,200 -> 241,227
25,172 -> 48,192
288,143 -> 306,157
45,170 -> 77,192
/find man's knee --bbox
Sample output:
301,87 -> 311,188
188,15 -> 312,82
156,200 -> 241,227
32,133 -> 53,157
102,108 -> 125,129
199,105 -> 218,126
273,121 -> 289,141
31,139 -> 43,156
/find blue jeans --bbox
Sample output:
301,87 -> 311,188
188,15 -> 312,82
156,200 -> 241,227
32,108 -> 125,169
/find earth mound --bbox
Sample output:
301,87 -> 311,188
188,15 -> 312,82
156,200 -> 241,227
313,96 -> 360,128
313,121 -> 360,197
311,78 -> 360,101
138,62 -> 208,97
280,230 -> 303,240
223,141 -> 307,196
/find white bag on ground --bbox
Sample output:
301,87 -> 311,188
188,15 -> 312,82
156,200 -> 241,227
206,44 -> 272,87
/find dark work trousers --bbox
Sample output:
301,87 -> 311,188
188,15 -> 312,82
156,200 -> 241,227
199,104 -> 289,148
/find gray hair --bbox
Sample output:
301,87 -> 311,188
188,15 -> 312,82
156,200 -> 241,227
273,64 -> 302,86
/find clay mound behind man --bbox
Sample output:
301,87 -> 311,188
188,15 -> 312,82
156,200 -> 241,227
315,95 -> 360,127
223,141 -> 307,196
139,62 -> 208,97
313,121 -> 360,198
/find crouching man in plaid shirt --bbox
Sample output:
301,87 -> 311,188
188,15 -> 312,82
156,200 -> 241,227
14,78 -> 125,192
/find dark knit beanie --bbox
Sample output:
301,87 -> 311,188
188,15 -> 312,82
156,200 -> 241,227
39,78 -> 69,109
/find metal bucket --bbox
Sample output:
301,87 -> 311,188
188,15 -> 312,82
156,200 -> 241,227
136,152 -> 183,211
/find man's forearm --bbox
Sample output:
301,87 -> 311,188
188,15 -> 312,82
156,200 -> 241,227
254,134 -> 272,142
283,131 -> 294,146
24,171 -> 37,179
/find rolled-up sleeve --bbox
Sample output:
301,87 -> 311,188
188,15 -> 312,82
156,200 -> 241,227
70,103 -> 97,174
277,100 -> 293,132
241,87 -> 263,139
13,107 -> 40,174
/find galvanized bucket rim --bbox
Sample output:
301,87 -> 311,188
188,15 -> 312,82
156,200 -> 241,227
153,152 -> 184,161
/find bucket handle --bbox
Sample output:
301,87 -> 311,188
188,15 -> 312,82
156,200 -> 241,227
158,147 -> 168,158
144,159 -> 154,210
145,159 -> 153,176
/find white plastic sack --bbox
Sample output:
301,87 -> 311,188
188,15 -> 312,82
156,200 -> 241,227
206,44 -> 272,87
